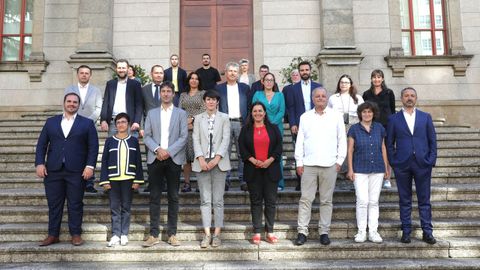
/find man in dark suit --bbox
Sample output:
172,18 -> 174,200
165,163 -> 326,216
100,59 -> 143,137
35,92 -> 99,247
284,62 -> 321,190
386,87 -> 437,245
216,62 -> 250,191
64,65 -> 102,193
164,54 -> 188,106
142,81 -> 188,247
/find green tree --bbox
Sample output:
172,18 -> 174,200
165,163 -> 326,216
279,57 -> 318,84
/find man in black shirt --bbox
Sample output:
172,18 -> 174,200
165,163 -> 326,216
196,53 -> 221,90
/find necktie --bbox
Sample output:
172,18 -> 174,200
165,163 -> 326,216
154,84 -> 159,101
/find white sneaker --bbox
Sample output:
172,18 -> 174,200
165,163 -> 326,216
107,235 -> 120,247
120,235 -> 128,246
354,231 -> 367,243
383,179 -> 392,189
368,231 -> 383,243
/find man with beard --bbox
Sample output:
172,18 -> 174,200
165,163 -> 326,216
196,53 -> 221,91
35,92 -> 99,246
164,54 -> 188,106
284,62 -> 322,191
386,87 -> 437,245
100,59 -> 143,137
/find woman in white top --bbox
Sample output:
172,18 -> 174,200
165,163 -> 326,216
328,74 -> 364,130
238,59 -> 256,87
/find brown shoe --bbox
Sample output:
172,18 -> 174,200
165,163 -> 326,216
71,235 -> 84,246
39,235 -> 59,246
167,235 -> 180,246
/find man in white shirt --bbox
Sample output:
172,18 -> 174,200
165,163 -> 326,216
217,62 -> 250,191
142,81 -> 188,247
294,87 -> 346,246
64,65 -> 102,193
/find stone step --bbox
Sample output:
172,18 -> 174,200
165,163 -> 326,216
2,237 -> 479,263
1,219 -> 478,243
0,201 -> 478,224
0,184 -> 478,207
4,258 -> 480,270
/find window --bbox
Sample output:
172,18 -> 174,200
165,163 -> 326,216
0,0 -> 33,61
400,0 -> 447,56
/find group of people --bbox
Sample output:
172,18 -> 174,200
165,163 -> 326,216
34,53 -> 437,249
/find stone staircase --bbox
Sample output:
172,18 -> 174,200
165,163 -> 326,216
0,111 -> 479,269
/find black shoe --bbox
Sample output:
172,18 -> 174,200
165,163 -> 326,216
85,186 -> 97,193
320,234 -> 330,245
143,185 -> 150,192
295,183 -> 301,191
224,184 -> 229,191
422,233 -> 436,245
400,232 -> 411,243
294,233 -> 307,246
240,183 -> 248,192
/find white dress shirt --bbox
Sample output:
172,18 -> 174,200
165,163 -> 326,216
112,79 -> 127,117
160,104 -> 173,149
301,80 -> 311,111
61,113 -> 77,138
328,93 -> 364,117
227,83 -> 241,118
294,107 -> 347,167
402,107 -> 416,135
77,83 -> 88,105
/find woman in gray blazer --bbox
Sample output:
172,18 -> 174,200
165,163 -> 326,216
192,90 -> 231,248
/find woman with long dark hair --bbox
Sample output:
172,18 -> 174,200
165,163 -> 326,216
238,101 -> 282,245
178,72 -> 206,192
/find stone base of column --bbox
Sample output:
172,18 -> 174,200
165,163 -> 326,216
316,48 -> 363,94
68,51 -> 116,87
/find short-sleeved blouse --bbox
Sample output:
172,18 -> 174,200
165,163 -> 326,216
347,121 -> 386,174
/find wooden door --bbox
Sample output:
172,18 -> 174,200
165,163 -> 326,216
180,0 -> 253,75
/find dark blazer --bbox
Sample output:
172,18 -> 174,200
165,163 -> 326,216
99,135 -> 144,185
386,109 -> 437,169
216,82 -> 250,122
141,83 -> 161,115
35,114 -> 99,172
100,78 -> 143,125
238,123 -> 282,182
164,67 -> 188,93
285,80 -> 322,128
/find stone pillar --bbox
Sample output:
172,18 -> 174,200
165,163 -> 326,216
316,0 -> 363,93
27,0 -> 48,82
68,0 -> 116,87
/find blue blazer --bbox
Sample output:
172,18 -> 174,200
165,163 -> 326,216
285,81 -> 322,127
100,78 -> 143,125
386,109 -> 437,169
35,114 -> 99,172
164,67 -> 188,93
216,82 -> 250,122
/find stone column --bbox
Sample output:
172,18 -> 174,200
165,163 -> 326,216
316,0 -> 363,93
68,0 -> 116,87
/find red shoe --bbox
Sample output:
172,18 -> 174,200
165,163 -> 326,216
251,233 -> 261,245
266,234 -> 278,244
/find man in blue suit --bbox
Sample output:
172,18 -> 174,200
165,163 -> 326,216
217,62 -> 250,191
386,87 -> 437,245
284,61 -> 321,190
164,54 -> 188,106
100,59 -> 143,137
64,65 -> 102,193
35,92 -> 99,247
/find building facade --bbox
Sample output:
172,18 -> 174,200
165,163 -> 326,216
0,0 -> 478,127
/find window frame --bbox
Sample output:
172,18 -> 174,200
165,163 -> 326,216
0,0 -> 33,61
401,0 -> 448,56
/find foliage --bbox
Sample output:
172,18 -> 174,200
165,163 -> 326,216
112,64 -> 151,86
279,57 -> 319,84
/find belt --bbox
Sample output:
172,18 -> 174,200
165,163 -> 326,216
230,117 -> 242,122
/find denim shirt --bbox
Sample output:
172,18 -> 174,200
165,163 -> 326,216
347,121 -> 386,173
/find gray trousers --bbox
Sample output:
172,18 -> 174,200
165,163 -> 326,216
297,165 -> 337,236
197,166 -> 227,228
226,120 -> 244,185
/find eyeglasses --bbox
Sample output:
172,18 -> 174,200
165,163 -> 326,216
116,120 -> 129,124
340,81 -> 351,85
264,79 -> 275,83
